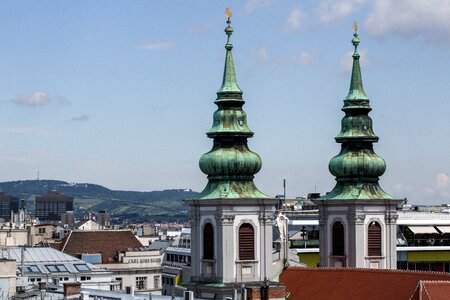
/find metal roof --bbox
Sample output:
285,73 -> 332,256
165,246 -> 191,255
0,246 -> 107,275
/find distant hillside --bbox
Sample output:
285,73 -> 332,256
0,180 -> 199,222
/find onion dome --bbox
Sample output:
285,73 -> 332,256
323,24 -> 393,200
197,10 -> 268,199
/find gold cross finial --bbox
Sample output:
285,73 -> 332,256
353,21 -> 358,33
225,7 -> 232,19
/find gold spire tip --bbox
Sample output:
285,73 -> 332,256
225,7 -> 232,19
353,21 -> 358,33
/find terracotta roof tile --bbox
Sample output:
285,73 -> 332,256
280,267 -> 450,300
412,280 -> 450,300
48,230 -> 143,263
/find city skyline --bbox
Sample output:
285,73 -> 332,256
0,1 -> 449,204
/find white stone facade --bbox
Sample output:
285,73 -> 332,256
315,199 -> 401,269
187,198 -> 277,284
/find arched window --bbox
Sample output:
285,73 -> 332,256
332,221 -> 345,256
203,223 -> 214,260
368,222 -> 382,256
239,223 -> 255,260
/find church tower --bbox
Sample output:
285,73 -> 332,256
185,9 -> 284,300
313,25 -> 402,269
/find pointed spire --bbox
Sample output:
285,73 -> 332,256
217,8 -> 242,97
346,22 -> 368,100
321,24 -> 394,201
196,9 -> 267,200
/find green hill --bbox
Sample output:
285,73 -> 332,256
0,180 -> 199,222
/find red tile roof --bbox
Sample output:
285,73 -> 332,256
411,280 -> 450,300
280,267 -> 450,300
47,230 -> 143,263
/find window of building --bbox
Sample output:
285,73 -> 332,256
74,264 -> 90,271
46,265 -> 58,272
80,276 -> 91,281
56,265 -> 68,272
332,221 -> 345,256
368,221 -> 382,256
154,276 -> 160,289
25,265 -> 40,273
45,264 -> 68,272
116,277 -> 123,290
203,223 -> 214,260
136,277 -> 147,290
239,223 -> 255,260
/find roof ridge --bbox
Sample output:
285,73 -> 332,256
420,280 -> 450,284
61,230 -> 72,252
408,281 -> 421,300
422,281 -> 431,299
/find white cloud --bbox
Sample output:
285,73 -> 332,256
245,0 -> 272,13
284,8 -> 304,32
137,41 -> 173,50
340,48 -> 370,74
291,51 -> 317,65
437,173 -> 450,188
424,173 -> 450,199
250,48 -> 269,63
365,0 -> 450,44
71,114 -> 90,122
12,92 -> 49,106
250,48 -> 317,66
11,92 -> 70,106
316,0 -> 366,23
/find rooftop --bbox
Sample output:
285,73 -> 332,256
47,230 -> 143,264
280,267 -> 450,300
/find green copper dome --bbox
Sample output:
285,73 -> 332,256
197,17 -> 268,200
322,30 -> 393,201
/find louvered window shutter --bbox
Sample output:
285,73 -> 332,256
239,223 -> 255,260
368,222 -> 382,256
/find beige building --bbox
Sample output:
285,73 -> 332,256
0,228 -> 30,246
0,259 -> 16,299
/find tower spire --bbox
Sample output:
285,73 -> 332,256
197,8 -> 267,199
313,25 -> 402,270
346,22 -> 368,101
323,24 -> 393,200
218,7 -> 242,96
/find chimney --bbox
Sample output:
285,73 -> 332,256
63,282 -> 81,297
38,282 -> 47,290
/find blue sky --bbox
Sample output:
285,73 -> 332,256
0,0 -> 449,204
